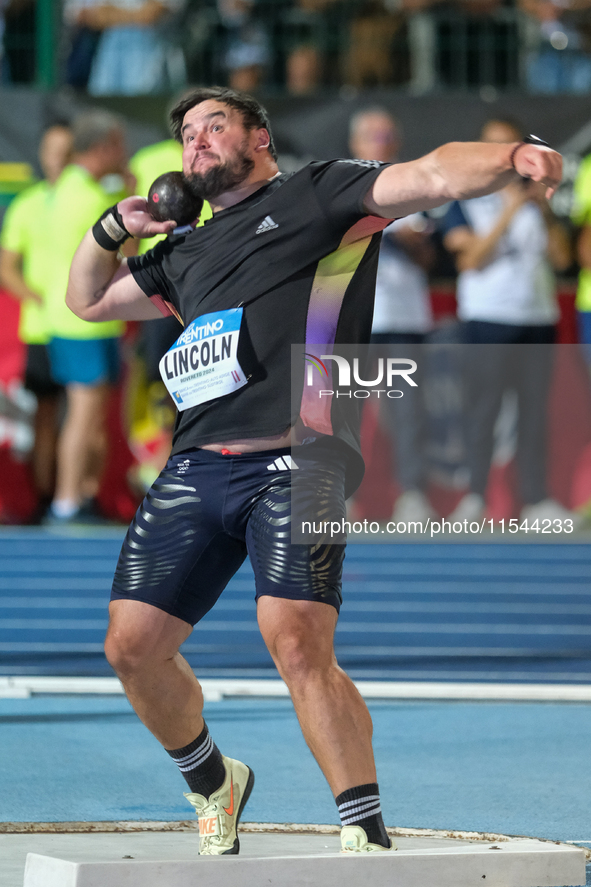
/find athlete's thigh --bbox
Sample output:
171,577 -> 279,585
245,447 -> 346,613
111,453 -> 247,626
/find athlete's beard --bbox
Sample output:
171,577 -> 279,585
184,143 -> 255,201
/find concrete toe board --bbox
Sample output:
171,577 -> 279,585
12,832 -> 586,887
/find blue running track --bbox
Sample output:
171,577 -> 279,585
2,527 -> 591,885
1,693 -> 591,844
1,528 -> 591,681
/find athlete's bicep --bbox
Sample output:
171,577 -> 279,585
363,161 -> 441,219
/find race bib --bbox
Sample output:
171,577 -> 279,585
159,308 -> 248,411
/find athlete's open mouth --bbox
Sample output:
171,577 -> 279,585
192,153 -> 219,168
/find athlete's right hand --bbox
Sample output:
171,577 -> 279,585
117,196 -> 176,239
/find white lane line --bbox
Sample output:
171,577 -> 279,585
3,677 -> 591,702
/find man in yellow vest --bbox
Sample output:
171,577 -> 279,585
44,110 -> 130,523
0,123 -> 73,516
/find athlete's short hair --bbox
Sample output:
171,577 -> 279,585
71,110 -> 123,154
169,86 -> 278,161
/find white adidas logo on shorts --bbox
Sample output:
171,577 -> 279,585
267,455 -> 299,471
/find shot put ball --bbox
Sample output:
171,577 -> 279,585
147,172 -> 203,227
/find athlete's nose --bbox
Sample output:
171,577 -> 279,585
193,129 -> 211,151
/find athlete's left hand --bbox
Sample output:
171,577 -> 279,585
512,144 -> 562,199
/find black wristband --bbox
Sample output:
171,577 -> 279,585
92,204 -> 131,251
510,135 -> 551,171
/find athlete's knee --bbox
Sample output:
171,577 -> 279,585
105,601 -> 191,677
270,628 -> 335,687
259,597 -> 337,685
104,624 -> 158,677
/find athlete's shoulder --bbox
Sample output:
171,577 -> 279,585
133,224 -> 197,268
302,158 -> 390,189
306,158 -> 385,169
333,158 -> 386,169
275,159 -> 388,196
283,158 -> 386,176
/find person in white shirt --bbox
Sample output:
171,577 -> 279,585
442,117 -> 573,525
349,107 -> 436,523
64,0 -> 186,95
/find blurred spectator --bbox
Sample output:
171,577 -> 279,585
442,118 -> 573,524
0,0 -> 9,82
281,0 -> 339,92
63,0 -> 102,90
0,0 -> 12,82
3,0 -> 35,83
350,107 -> 436,523
63,0 -> 187,95
286,43 -> 322,94
571,151 -> 591,362
518,0 -> 591,93
43,110 -> 131,524
343,0 -> 508,92
0,124 -> 73,518
216,0 -> 270,91
344,0 -> 409,88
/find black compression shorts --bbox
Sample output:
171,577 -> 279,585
110,444 -> 346,625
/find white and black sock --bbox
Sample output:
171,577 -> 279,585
167,722 -> 226,797
336,782 -> 391,848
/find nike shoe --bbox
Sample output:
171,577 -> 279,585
341,825 -> 397,853
184,755 -> 254,855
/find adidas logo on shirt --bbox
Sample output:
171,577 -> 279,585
256,215 -> 279,234
267,455 -> 299,471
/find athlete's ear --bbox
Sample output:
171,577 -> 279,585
254,128 -> 271,152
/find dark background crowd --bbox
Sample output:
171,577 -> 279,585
1,0 -> 591,528
2,0 -> 591,95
